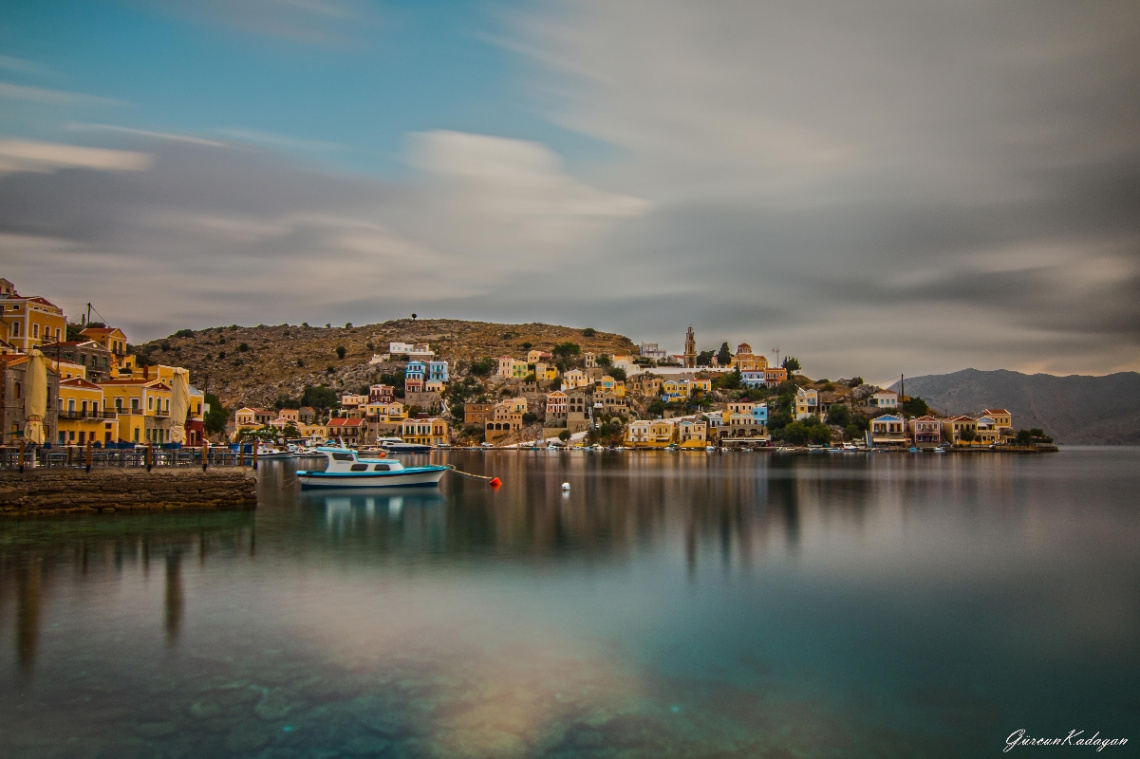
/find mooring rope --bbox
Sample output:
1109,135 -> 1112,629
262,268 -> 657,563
442,465 -> 501,486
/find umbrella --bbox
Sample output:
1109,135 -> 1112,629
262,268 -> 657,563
23,348 -> 47,445
169,368 -> 189,445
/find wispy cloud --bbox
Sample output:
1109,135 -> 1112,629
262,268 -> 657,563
68,123 -> 226,147
133,0 -> 373,46
216,127 -> 344,154
0,56 -> 54,77
0,137 -> 151,174
0,82 -> 126,107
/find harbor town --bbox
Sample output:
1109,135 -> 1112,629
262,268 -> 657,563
1,277 -> 1055,465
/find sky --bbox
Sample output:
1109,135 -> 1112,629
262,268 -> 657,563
1,0 -> 1138,382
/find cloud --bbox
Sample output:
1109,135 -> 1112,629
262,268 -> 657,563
133,0 -> 372,46
497,0 -> 1140,376
67,123 -> 226,147
0,131 -> 645,339
0,82 -> 126,107
0,137 -> 151,174
215,127 -> 344,154
403,130 -> 648,262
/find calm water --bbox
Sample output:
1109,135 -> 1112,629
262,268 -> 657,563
1,448 -> 1137,758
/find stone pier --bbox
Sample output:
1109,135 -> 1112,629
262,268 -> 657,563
0,468 -> 257,515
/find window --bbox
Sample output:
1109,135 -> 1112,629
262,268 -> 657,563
332,453 -> 355,462
373,464 -> 390,471
11,322 -> 18,337
350,463 -> 368,472
68,399 -> 75,412
32,323 -> 39,338
148,397 -> 153,410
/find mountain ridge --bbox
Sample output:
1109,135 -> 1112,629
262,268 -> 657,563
893,368 -> 1140,444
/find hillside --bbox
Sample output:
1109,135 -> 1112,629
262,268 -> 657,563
136,319 -> 637,411
894,369 -> 1140,444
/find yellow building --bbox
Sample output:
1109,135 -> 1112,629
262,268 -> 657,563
676,420 -> 708,448
626,420 -> 675,448
497,356 -> 529,379
795,387 -> 819,420
598,375 -> 626,397
400,417 -> 449,446
0,282 -> 67,353
79,326 -> 129,369
534,362 -> 559,381
48,358 -> 87,381
364,401 -> 407,422
100,378 -> 173,444
57,378 -> 116,446
561,369 -> 588,391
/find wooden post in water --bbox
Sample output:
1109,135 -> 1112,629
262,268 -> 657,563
147,440 -> 154,473
85,439 -> 92,474
253,443 -> 259,471
239,443 -> 245,468
18,440 -> 25,474
202,440 -> 209,472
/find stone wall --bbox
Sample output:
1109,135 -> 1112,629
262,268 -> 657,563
0,468 -> 257,515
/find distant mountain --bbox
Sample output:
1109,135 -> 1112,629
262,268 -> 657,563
893,369 -> 1140,445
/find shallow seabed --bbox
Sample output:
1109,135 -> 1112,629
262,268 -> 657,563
1,448 -> 1137,757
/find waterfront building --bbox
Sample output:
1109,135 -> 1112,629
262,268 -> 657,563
328,416 -> 365,444
870,414 -> 907,447
485,402 -> 523,444
626,419 -> 674,448
942,415 -> 978,445
400,417 -> 449,447
909,415 -> 943,447
0,354 -> 60,446
982,409 -> 1013,431
676,419 -> 708,448
100,378 -> 173,444
57,378 -> 114,446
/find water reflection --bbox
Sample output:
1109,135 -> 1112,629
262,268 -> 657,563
0,449 -> 1136,758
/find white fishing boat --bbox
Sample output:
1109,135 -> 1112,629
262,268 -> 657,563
254,444 -> 294,460
375,436 -> 434,453
296,447 -> 449,489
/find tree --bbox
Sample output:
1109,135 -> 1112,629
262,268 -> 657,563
411,313 -> 418,321
826,404 -> 851,427
521,341 -> 533,351
204,393 -> 229,436
552,341 -> 581,360
960,428 -> 977,443
468,357 -> 495,376
302,384 -> 339,409
717,342 -> 732,367
345,322 -> 352,328
596,354 -> 612,367
696,350 -> 715,367
582,327 -> 596,337
782,356 -> 801,372
1016,429 -> 1033,445
281,422 -> 300,440
238,342 -> 249,352
609,367 -> 626,382
647,399 -> 666,417
558,430 -> 571,442
335,345 -> 346,360
715,369 -> 741,390
902,396 -> 930,417
522,412 -> 538,425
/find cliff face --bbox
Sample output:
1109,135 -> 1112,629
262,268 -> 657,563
895,369 -> 1140,444
137,319 -> 637,410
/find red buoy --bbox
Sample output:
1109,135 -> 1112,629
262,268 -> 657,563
489,477 -> 502,488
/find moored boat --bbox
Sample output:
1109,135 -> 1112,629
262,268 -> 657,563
296,447 -> 449,489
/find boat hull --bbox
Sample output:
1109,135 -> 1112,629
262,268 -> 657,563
297,466 -> 447,489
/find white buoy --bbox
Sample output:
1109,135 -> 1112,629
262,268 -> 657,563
561,482 -> 571,492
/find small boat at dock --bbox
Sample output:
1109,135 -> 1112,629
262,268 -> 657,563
296,447 -> 449,489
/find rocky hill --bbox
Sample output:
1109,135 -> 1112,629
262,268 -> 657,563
136,319 -> 637,411
894,369 -> 1140,444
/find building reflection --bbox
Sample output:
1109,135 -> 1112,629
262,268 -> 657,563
0,512 -> 253,674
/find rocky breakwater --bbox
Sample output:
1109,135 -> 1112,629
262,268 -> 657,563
0,468 -> 257,515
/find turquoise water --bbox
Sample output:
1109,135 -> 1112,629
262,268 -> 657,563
1,448 -> 1137,757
